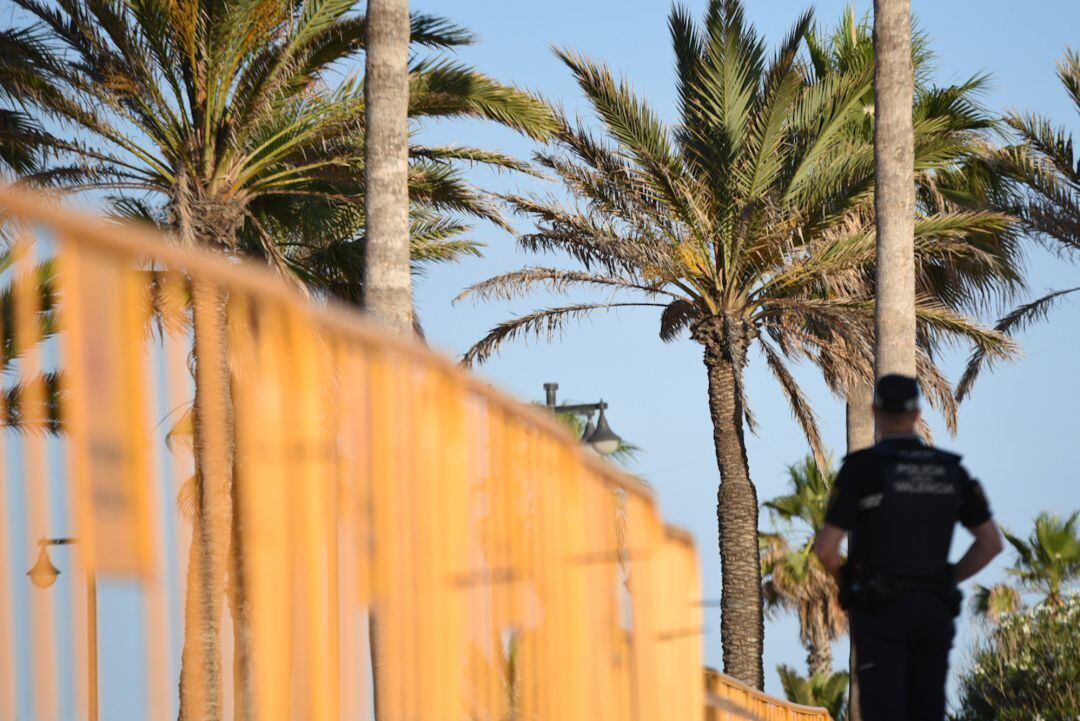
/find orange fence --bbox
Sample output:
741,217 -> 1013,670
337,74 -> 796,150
0,187 -> 829,721
705,669 -> 835,721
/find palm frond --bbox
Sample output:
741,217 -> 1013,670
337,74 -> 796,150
410,238 -> 482,268
409,60 -> 558,140
957,287 -> 1080,400
1058,48 -> 1080,110
1,370 -> 63,434
407,13 -> 476,48
913,302 -> 1017,363
659,298 -> 700,342
760,340 -> 826,469
0,257 -> 59,366
461,302 -> 666,367
410,145 -> 540,176
554,48 -> 702,235
915,346 -> 959,436
455,267 -> 678,306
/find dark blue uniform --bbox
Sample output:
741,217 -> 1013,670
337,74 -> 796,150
826,434 -> 992,721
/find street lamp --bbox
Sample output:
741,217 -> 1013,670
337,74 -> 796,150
27,538 -> 98,721
543,382 -> 623,456
27,542 -> 62,589
586,406 -> 621,456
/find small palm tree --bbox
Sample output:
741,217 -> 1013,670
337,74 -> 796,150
969,582 -> 1023,622
777,664 -> 849,721
960,50 -> 1080,397
458,0 -> 1013,687
761,457 -> 846,678
1003,512 -> 1080,607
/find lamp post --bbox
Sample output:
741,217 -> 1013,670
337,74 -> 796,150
27,537 -> 97,721
542,382 -> 622,456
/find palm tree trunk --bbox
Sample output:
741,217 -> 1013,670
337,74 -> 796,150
697,318 -> 764,690
363,0 -> 413,335
847,624 -> 861,721
178,282 -> 235,721
369,610 -> 383,721
228,450 -> 253,721
845,385 -> 876,453
364,5 -> 412,715
868,4 -> 916,713
844,384 -> 873,721
807,638 -> 832,679
872,0 -> 917,379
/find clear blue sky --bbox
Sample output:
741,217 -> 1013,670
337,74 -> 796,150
416,0 -> 1080,700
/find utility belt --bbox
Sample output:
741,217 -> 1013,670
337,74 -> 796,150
839,565 -> 962,617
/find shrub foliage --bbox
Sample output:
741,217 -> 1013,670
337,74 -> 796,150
955,594 -> 1080,721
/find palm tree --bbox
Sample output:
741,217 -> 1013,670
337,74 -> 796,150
364,0 -> 412,334
457,0 -> 1012,687
814,14 -> 1020,715
969,582 -> 1023,623
960,50 -> 1080,397
969,513 -> 1080,622
0,3 -> 555,716
761,456 -> 846,678
0,9 -> 554,300
803,10 -> 1023,450
1002,512 -> 1080,607
872,0 -> 916,379
777,665 -> 849,721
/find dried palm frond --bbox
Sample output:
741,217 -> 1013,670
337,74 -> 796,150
958,50 -> 1080,397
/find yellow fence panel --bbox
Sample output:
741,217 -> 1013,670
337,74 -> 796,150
0,186 -> 832,721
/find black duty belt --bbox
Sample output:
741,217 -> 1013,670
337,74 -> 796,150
879,575 -> 944,593
842,572 -> 962,617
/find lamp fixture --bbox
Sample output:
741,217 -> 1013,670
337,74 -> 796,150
543,383 -> 623,457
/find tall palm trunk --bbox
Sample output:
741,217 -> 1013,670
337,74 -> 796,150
696,317 -> 764,689
845,385 -> 876,453
228,444 -> 253,721
364,3 -> 412,716
844,384 -> 874,721
860,6 -> 917,717
178,281 -> 235,721
872,0 -> 917,379
363,0 -> 413,335
807,631 -> 832,679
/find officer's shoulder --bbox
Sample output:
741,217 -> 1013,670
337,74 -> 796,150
840,447 -> 879,465
924,445 -> 963,464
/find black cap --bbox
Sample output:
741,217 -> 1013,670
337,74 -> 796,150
873,374 -> 920,414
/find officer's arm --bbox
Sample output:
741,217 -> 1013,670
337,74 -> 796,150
814,524 -> 846,579
814,456 -> 860,579
952,520 -> 1003,583
952,475 -> 1002,583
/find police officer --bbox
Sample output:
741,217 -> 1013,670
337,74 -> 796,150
814,374 -> 1004,721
